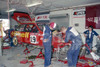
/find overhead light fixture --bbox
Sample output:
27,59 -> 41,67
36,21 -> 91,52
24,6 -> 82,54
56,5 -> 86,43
26,2 -> 42,7
6,8 -> 16,12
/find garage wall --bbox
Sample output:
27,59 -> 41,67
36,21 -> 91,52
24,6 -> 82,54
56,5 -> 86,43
50,9 -> 73,29
50,15 -> 69,29
10,18 -> 18,29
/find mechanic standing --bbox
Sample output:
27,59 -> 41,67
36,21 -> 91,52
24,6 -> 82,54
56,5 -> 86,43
84,26 -> 100,54
61,26 -> 82,67
43,22 -> 56,67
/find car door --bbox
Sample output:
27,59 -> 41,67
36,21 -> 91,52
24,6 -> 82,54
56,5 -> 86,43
25,24 -> 43,46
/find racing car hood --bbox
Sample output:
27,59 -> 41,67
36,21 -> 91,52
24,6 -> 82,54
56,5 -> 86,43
11,11 -> 34,24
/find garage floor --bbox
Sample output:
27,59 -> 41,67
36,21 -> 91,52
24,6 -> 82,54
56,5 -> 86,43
0,46 -> 100,67
0,46 -> 68,67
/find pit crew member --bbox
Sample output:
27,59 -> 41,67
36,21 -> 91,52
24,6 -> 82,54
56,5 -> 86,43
84,26 -> 100,54
61,26 -> 82,67
43,22 -> 56,67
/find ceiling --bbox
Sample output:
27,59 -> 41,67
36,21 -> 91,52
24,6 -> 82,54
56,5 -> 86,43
0,0 -> 100,15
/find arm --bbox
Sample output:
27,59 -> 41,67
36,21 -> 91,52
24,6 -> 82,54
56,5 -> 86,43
64,32 -> 72,46
65,32 -> 71,43
43,26 -> 50,42
83,30 -> 87,38
84,34 -> 87,38
97,35 -> 100,39
94,31 -> 99,36
93,31 -> 100,39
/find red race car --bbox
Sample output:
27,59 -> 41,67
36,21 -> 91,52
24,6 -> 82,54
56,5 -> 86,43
10,12 -> 69,49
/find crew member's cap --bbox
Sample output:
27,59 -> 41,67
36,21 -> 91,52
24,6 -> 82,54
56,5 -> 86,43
50,22 -> 56,29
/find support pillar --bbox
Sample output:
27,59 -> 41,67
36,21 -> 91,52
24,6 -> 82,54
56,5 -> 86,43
0,23 -> 3,56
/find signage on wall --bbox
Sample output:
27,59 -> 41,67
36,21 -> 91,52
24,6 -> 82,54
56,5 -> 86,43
73,11 -> 85,15
35,12 -> 50,23
73,7 -> 86,18
86,5 -> 100,29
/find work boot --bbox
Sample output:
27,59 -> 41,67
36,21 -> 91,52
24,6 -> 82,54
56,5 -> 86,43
48,64 -> 53,67
51,58 -> 56,61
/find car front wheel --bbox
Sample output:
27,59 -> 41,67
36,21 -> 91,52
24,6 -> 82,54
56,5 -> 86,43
12,37 -> 18,47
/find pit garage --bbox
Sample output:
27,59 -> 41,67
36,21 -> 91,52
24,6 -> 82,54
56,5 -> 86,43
0,0 -> 100,67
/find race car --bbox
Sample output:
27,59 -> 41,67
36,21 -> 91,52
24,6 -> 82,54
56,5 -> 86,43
10,12 -> 69,49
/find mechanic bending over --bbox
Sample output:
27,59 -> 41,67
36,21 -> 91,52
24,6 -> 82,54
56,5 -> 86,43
61,26 -> 82,67
43,22 -> 56,67
84,26 -> 100,54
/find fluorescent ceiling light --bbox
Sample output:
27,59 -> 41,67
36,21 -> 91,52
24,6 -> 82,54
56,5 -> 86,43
26,2 -> 42,7
6,9 -> 16,12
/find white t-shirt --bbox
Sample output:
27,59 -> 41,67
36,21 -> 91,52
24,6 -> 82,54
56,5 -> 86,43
89,31 -> 92,38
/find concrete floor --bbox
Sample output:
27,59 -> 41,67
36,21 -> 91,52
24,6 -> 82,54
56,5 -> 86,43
0,46 -> 68,67
0,46 -> 100,67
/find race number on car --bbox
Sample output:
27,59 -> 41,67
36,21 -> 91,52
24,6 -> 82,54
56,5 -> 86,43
30,35 -> 37,44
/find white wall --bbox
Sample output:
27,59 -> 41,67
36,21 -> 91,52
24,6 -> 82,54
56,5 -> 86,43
72,7 -> 86,44
50,15 -> 69,29
50,9 -> 73,26
10,18 -> 18,29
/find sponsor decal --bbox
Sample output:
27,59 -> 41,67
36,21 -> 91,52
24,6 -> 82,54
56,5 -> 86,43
73,8 -> 86,18
35,12 -> 50,22
11,31 -> 29,38
73,11 -> 86,15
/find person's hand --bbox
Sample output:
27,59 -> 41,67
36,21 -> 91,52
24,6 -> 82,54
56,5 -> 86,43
69,43 -> 71,47
58,40 -> 61,43
84,34 -> 87,38
98,36 -> 100,40
58,40 -> 65,43
43,39 -> 48,42
61,40 -> 65,43
68,40 -> 72,44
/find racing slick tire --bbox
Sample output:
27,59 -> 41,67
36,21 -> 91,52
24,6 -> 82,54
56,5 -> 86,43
12,37 -> 18,47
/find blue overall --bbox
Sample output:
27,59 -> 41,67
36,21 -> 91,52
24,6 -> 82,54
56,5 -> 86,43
84,30 -> 99,54
65,27 -> 82,67
43,25 -> 52,67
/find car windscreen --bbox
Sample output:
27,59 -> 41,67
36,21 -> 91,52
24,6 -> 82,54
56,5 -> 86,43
15,25 -> 25,31
24,24 -> 39,33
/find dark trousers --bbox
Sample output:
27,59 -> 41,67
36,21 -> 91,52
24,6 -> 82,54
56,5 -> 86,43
43,42 -> 51,67
86,42 -> 92,54
67,45 -> 80,67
